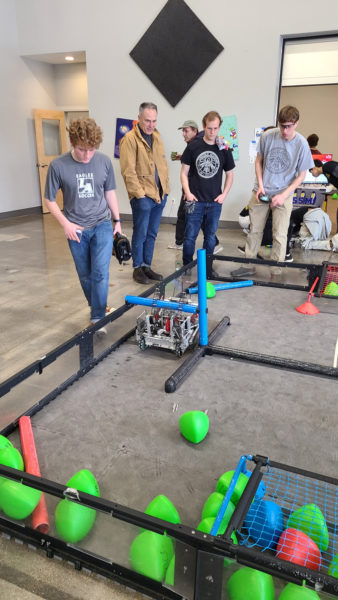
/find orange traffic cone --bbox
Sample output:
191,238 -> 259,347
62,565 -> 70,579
296,277 -> 320,315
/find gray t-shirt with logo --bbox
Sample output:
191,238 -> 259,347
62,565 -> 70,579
254,128 -> 314,196
44,151 -> 116,227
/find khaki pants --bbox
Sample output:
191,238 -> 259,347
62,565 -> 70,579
245,191 -> 293,262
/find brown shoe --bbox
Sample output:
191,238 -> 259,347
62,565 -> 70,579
133,267 -> 152,284
143,266 -> 163,280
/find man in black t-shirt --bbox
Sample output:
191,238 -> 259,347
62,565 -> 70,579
180,110 -> 235,272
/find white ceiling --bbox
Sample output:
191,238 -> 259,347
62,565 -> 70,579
23,51 -> 86,64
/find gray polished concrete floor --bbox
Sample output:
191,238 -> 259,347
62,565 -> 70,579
0,214 -> 337,599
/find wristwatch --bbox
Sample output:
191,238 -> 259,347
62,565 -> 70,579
113,219 -> 121,222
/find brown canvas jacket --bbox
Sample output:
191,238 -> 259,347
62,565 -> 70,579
119,124 -> 170,203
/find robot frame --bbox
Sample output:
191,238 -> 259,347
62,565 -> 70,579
135,292 -> 199,357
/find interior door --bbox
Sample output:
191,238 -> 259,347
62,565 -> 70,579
34,109 -> 68,213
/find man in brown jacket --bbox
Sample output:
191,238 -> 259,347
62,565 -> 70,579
120,102 -> 170,284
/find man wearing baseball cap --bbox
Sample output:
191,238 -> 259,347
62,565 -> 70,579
168,120 -> 222,252
179,119 -> 199,131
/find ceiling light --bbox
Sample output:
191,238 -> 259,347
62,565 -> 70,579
65,56 -> 74,62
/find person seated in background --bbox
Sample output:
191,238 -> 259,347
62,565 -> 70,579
298,205 -> 337,251
311,159 -> 338,189
307,133 -> 321,155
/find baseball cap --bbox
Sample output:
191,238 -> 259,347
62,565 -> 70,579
178,120 -> 198,130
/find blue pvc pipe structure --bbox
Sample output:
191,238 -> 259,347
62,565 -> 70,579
188,280 -> 253,294
197,249 -> 208,346
210,454 -> 248,536
125,295 -> 197,314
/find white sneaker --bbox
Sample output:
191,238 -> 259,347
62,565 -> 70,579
330,234 -> 338,251
214,244 -> 223,255
96,326 -> 107,336
90,321 -> 107,335
168,243 -> 183,250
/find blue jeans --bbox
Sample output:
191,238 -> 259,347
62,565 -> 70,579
68,219 -> 113,321
183,201 -> 222,265
130,195 -> 167,268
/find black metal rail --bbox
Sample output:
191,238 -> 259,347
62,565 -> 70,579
207,345 -> 338,380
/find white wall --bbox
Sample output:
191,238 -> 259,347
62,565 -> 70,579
5,0 -> 338,219
0,0 -> 59,214
54,63 -> 88,110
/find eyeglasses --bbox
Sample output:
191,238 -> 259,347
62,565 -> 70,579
279,122 -> 296,130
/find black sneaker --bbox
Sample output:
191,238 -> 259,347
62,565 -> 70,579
207,268 -> 219,279
237,245 -> 245,255
231,266 -> 256,277
133,267 -> 152,284
143,266 -> 163,281
284,253 -> 293,262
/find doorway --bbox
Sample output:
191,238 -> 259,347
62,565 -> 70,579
34,109 -> 68,213
278,34 -> 338,159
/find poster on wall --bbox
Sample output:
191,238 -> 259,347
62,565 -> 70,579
249,126 -> 269,163
219,115 -> 238,160
255,126 -> 265,145
114,118 -> 137,158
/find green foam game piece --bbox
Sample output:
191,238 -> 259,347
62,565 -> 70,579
129,530 -> 174,582
201,492 -> 235,523
227,566 -> 275,600
206,282 -> 216,298
0,445 -> 36,518
197,516 -> 238,543
145,494 -> 180,524
328,554 -> 338,577
331,193 -> 338,199
179,411 -> 209,444
0,480 -> 41,519
0,445 -> 25,487
0,435 -> 13,451
66,469 -> 100,497
55,499 -> 96,543
54,469 -> 99,543
216,471 -> 249,505
165,554 -> 175,586
287,503 -> 329,551
324,281 -> 338,296
198,516 -> 226,535
279,582 -> 320,599
0,446 -> 24,471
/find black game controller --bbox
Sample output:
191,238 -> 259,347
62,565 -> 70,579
258,193 -> 272,203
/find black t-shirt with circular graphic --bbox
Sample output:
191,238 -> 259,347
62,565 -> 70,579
181,138 -> 235,203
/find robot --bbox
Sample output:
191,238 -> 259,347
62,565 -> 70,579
135,293 -> 199,357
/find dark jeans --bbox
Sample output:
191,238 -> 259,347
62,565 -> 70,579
175,193 -> 219,246
130,195 -> 167,268
183,201 -> 222,265
68,219 -> 113,321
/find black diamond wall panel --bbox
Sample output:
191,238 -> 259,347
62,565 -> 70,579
130,0 -> 224,107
